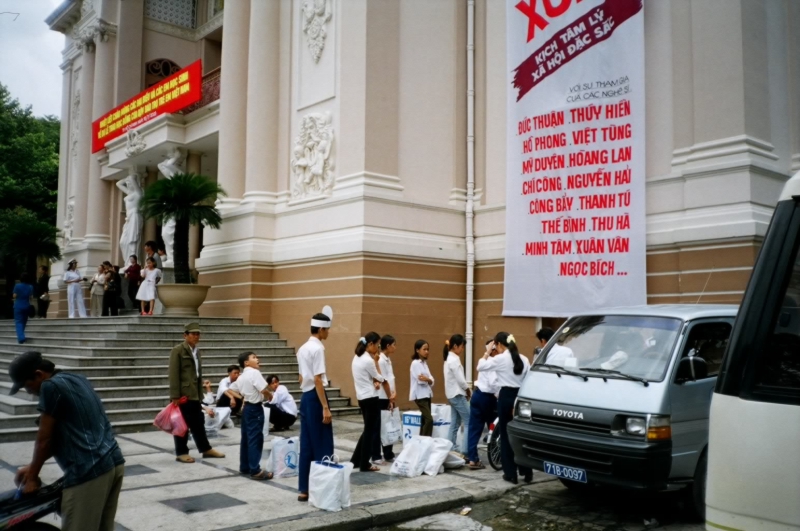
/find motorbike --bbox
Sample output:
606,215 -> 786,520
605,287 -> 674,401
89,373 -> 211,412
0,479 -> 63,531
484,416 -> 502,471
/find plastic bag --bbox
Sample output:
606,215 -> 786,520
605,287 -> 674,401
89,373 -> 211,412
390,436 -> 434,478
153,402 -> 188,437
443,452 -> 466,469
431,404 -> 451,440
424,437 -> 454,476
262,405 -> 271,438
380,409 -> 402,446
309,457 -> 353,512
272,436 -> 300,478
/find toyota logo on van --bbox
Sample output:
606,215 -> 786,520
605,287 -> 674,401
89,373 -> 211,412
553,408 -> 584,420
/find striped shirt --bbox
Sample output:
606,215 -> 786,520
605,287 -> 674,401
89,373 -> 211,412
38,372 -> 125,488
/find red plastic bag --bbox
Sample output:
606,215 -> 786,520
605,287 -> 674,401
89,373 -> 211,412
153,403 -> 188,437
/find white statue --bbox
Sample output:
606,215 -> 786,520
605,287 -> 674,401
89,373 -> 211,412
302,0 -> 333,63
157,147 -> 184,266
124,129 -> 146,157
291,113 -> 335,199
62,200 -> 75,249
116,172 -> 143,263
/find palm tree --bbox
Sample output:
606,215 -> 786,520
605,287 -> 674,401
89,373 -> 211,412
139,173 -> 226,284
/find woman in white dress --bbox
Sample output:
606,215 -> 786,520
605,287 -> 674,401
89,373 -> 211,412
63,259 -> 87,318
89,265 -> 106,317
136,257 -> 162,316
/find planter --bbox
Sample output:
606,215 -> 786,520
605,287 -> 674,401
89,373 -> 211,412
157,284 -> 210,317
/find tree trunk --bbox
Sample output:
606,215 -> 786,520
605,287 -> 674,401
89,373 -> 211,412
174,217 -> 192,284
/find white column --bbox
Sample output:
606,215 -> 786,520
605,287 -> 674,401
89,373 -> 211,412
84,29 -> 117,246
56,61 -> 73,246
216,0 -> 251,206
115,0 -> 144,104
187,151 -> 202,269
242,0 -> 280,204
70,47 -> 96,242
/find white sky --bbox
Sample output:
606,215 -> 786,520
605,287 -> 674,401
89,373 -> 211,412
0,0 -> 66,117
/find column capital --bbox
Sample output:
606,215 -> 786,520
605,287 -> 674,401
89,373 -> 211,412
74,17 -> 117,52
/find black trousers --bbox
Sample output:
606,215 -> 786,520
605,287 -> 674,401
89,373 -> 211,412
37,299 -> 50,318
415,398 -> 433,436
216,393 -> 242,415
265,403 -> 297,430
498,387 -> 532,481
371,398 -> 395,460
350,397 -> 381,471
174,400 -> 212,456
102,292 -> 119,316
127,281 -> 139,309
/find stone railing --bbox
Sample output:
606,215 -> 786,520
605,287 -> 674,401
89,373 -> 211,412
180,67 -> 221,115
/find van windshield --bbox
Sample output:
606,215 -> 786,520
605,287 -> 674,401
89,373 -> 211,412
537,315 -> 683,382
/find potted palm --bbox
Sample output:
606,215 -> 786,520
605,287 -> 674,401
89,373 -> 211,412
139,173 -> 226,316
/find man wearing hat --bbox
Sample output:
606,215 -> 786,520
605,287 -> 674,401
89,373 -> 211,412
169,322 -> 225,462
297,308 -> 334,502
9,351 -> 125,531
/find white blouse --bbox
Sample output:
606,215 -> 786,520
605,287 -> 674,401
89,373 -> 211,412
476,351 -> 531,388
409,358 -> 434,401
352,353 -> 384,401
377,352 -> 395,400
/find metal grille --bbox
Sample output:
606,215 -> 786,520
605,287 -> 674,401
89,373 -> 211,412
145,0 -> 197,29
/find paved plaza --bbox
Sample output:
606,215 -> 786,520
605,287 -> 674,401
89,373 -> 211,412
0,415 -> 534,531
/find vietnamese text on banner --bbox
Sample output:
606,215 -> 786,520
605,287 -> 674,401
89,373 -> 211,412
503,0 -> 647,317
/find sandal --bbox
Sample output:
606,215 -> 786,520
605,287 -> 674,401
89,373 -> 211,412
175,455 -> 195,464
468,461 -> 486,470
298,493 -> 309,502
250,470 -> 274,481
364,466 -> 380,472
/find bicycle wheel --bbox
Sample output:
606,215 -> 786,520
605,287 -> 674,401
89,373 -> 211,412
486,436 -> 502,470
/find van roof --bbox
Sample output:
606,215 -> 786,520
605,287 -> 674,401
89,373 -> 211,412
570,304 -> 738,320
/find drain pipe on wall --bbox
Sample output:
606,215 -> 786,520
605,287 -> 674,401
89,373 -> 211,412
465,0 -> 476,383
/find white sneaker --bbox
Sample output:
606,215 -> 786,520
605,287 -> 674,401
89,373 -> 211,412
371,459 -> 385,466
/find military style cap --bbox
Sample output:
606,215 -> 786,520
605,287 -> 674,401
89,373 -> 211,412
184,322 -> 201,333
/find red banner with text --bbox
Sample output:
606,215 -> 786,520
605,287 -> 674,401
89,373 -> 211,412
503,0 -> 646,317
91,60 -> 202,153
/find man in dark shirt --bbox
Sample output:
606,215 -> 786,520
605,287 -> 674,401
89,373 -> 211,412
9,351 -> 125,531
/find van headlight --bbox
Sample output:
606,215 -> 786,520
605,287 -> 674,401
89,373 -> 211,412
625,417 -> 646,436
517,400 -> 532,419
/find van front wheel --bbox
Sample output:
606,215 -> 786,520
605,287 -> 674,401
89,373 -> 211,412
690,452 -> 707,521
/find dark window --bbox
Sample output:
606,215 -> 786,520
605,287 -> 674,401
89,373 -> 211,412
680,322 -> 732,377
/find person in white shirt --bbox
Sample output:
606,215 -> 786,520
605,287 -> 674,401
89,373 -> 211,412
350,332 -> 393,472
478,332 -> 533,485
200,381 -> 234,435
409,339 -> 435,436
263,375 -> 297,431
466,340 -> 500,469
224,352 -> 274,481
371,335 -> 397,463
443,334 -> 471,456
536,327 -> 576,367
297,310 -> 334,502
214,365 -> 242,415
63,259 -> 87,318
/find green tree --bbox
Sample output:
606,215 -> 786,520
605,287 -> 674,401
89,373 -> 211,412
140,173 -> 226,284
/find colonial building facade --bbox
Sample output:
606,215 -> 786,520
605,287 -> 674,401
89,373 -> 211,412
47,0 -> 800,404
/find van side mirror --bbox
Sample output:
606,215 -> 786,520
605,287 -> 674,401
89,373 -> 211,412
676,356 -> 709,383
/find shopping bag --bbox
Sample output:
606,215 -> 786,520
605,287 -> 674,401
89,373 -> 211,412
443,452 -> 466,469
390,436 -> 434,478
272,436 -> 300,478
262,405 -> 271,438
424,437 -> 454,476
309,457 -> 352,512
153,402 -> 188,437
380,409 -> 402,446
431,404 -> 451,440
402,411 -> 421,447
340,461 -> 354,508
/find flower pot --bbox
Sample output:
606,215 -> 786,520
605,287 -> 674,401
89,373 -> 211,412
157,284 -> 210,317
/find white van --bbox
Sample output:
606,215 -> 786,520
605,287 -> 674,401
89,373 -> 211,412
507,305 -> 737,517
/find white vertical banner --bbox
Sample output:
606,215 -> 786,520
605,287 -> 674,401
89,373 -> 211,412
504,0 -> 646,317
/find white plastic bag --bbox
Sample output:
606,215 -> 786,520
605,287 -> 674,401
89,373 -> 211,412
443,452 -> 466,469
390,436 -> 434,478
431,404 -> 451,440
402,411 -> 421,447
340,461 -> 354,508
262,405 -> 271,438
424,437 -> 454,476
381,409 -> 402,446
309,458 -> 351,512
272,436 -> 300,478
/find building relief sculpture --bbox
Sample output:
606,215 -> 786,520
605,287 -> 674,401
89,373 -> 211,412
63,200 -> 75,249
291,112 -> 335,199
302,0 -> 333,63
70,87 -> 80,169
81,0 -> 94,18
124,129 -> 146,157
117,172 -> 144,263
157,147 -> 185,266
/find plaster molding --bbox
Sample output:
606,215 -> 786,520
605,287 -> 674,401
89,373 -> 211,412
124,129 -> 146,157
792,153 -> 800,173
302,0 -> 333,63
290,112 -> 335,200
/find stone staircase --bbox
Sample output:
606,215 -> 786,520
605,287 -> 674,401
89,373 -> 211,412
0,317 -> 359,442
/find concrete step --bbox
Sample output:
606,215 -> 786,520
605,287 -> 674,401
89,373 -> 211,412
0,342 -> 296,358
0,336 -> 288,348
0,323 -> 272,333
0,370 -> 306,389
0,330 -> 281,340
0,363 -> 298,379
3,317 -> 245,326
0,351 -> 299,368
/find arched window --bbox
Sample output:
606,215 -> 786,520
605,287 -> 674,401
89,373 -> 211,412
145,59 -> 182,88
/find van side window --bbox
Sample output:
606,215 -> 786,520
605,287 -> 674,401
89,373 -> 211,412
752,256 -> 800,396
681,322 -> 732,377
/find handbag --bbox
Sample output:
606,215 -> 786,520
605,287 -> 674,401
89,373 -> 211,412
39,292 -> 50,302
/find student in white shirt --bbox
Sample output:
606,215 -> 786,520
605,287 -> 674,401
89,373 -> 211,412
371,334 -> 397,463
409,339 -> 435,436
214,365 -> 242,415
63,259 -> 87,318
466,340 -> 500,469
443,333 -> 471,455
200,380 -> 234,435
478,332 -> 532,485
536,327 -> 575,367
297,311 -> 334,502
350,332 -> 393,472
224,351 -> 274,481
263,375 -> 297,431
